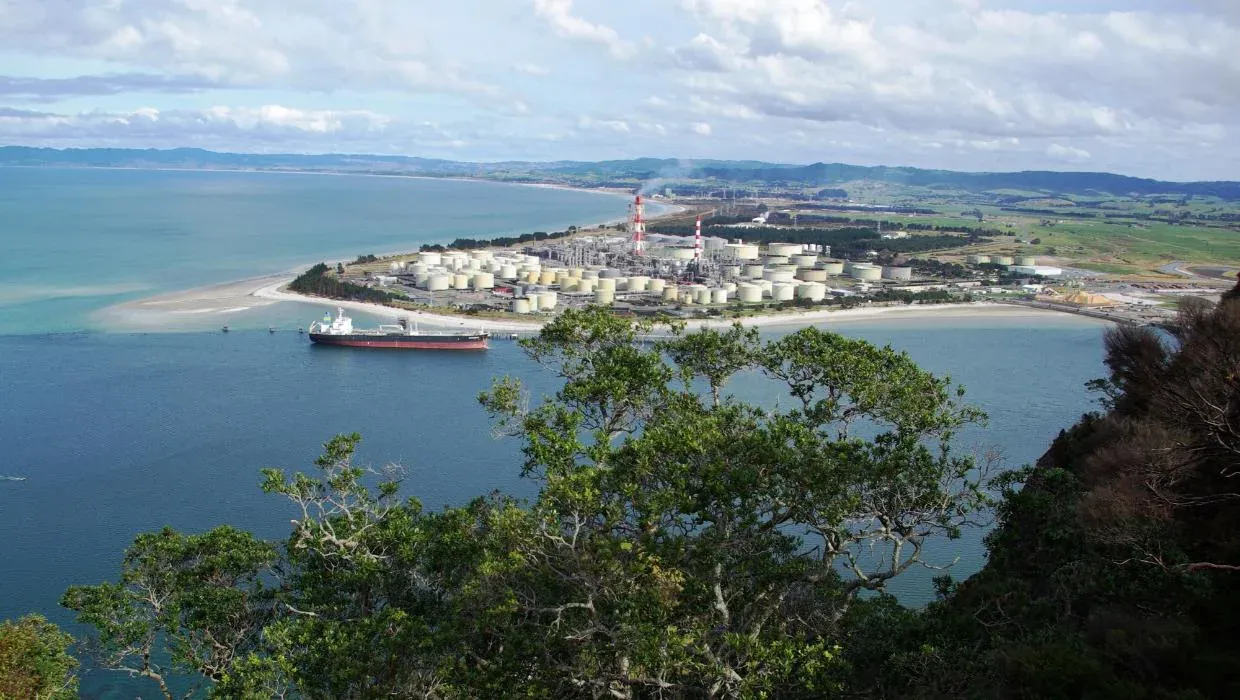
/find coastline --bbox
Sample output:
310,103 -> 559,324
255,282 -> 1105,332
99,272 -> 1106,335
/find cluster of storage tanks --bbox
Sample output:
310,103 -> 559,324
387,240 -> 917,313
719,243 -> 912,286
968,254 -> 1036,267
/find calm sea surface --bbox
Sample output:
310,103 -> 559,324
0,167 -> 631,334
0,170 -> 1109,698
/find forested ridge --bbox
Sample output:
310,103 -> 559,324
3,285 -> 1239,698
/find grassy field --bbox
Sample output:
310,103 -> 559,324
820,184 -> 1240,274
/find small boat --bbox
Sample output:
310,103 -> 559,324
0,475 -> 27,482
308,308 -> 488,350
222,325 -> 230,333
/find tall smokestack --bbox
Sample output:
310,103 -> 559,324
694,215 -> 702,263
632,195 -> 646,256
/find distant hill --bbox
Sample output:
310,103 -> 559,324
3,146 -> 1237,200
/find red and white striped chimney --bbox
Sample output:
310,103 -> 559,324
694,215 -> 702,263
632,195 -> 646,256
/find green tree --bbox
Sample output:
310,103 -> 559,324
65,307 -> 991,698
0,615 -> 78,700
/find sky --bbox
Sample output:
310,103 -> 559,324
0,0 -> 1237,180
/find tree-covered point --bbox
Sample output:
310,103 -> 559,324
419,226 -> 577,253
288,263 -> 397,304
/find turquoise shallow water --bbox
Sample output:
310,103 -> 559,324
0,169 -> 1110,698
0,168 -> 630,334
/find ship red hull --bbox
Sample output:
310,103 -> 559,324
309,334 -> 488,350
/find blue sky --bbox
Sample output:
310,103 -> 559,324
1,0 -> 1237,180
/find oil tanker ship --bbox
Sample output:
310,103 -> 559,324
308,309 -> 488,350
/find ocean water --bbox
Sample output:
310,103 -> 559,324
0,318 -> 1107,698
0,167 -> 631,335
0,169 -> 1110,697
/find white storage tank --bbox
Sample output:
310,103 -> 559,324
453,273 -> 471,289
472,272 -> 495,290
772,283 -> 797,301
419,252 -> 442,267
583,269 -> 600,280
499,264 -> 519,280
993,255 -> 1015,266
539,291 -> 558,311
681,291 -> 696,305
648,278 -> 666,294
765,255 -> 790,266
540,270 -> 557,285
967,254 -> 987,265
427,274 -> 452,291
468,258 -> 482,271
791,254 -> 818,267
470,250 -> 494,262
711,288 -> 729,304
693,286 -> 712,305
768,243 -> 803,257
851,265 -> 882,281
723,282 -> 737,293
798,268 -> 829,282
727,243 -> 761,260
410,263 -> 429,276
756,279 -> 774,296
628,276 -> 650,292
796,283 -> 826,302
763,268 -> 797,283
1016,255 -> 1037,267
737,283 -> 763,303
570,268 -> 585,279
528,295 -> 541,312
513,299 -> 532,314
486,261 -> 502,274
662,285 -> 679,302
744,264 -> 766,279
595,288 -> 615,305
389,262 -> 403,273
882,266 -> 913,281
821,261 -> 845,275
597,278 -> 617,293
599,268 -> 623,279
413,272 -> 430,287
524,254 -> 541,266
577,279 -> 597,294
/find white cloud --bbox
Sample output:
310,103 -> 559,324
532,0 -> 636,59
1046,143 -> 1093,162
513,62 -> 551,76
691,122 -> 712,136
0,1 -> 1237,178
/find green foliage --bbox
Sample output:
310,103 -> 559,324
288,263 -> 396,304
65,307 -> 991,698
856,296 -> 1240,699
0,615 -> 77,700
